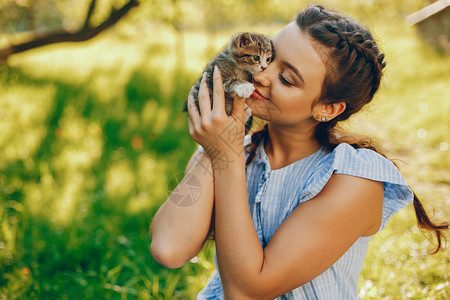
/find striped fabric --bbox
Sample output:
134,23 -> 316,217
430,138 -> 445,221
197,135 -> 413,299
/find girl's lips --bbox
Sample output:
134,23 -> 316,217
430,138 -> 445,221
251,88 -> 268,100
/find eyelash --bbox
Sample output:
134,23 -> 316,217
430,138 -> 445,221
279,73 -> 293,86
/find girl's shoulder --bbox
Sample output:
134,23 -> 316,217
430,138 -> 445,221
326,143 -> 407,184
302,143 -> 414,231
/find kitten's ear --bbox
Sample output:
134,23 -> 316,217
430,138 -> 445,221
237,33 -> 254,47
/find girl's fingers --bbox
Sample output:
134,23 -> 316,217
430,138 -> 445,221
212,66 -> 225,115
188,116 -> 200,144
187,115 -> 194,135
198,72 -> 211,119
232,96 -> 246,117
187,89 -> 201,126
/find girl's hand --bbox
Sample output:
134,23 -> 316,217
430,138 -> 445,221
187,66 -> 246,165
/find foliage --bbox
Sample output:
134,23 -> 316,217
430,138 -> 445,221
0,29 -> 216,298
0,1 -> 449,299
0,0 -> 437,35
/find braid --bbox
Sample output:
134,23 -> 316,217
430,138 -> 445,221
296,7 -> 387,128
337,29 -> 386,98
314,4 -> 385,72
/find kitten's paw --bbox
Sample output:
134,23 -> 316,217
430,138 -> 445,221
234,83 -> 255,98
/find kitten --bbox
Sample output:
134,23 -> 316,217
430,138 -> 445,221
183,32 -> 273,134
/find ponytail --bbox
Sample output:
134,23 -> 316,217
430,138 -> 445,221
244,124 -> 448,253
324,124 -> 448,254
412,193 -> 448,254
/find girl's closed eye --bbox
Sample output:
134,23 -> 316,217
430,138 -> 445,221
279,73 -> 294,86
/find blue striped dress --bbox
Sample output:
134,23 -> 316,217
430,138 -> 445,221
197,134 -> 413,299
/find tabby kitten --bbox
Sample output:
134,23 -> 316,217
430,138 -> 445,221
183,32 -> 273,133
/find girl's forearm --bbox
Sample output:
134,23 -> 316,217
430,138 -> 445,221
150,150 -> 214,268
213,152 -> 264,296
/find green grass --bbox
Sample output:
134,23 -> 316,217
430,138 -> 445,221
0,18 -> 448,299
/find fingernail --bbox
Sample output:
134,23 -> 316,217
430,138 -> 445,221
214,65 -> 219,74
202,72 -> 207,81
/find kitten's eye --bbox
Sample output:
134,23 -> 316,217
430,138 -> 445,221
253,55 -> 260,62
266,57 -> 271,63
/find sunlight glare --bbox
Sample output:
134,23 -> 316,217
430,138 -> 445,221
51,176 -> 84,225
105,159 -> 135,198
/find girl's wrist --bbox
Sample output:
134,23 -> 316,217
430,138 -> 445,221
210,149 -> 245,176
202,139 -> 241,159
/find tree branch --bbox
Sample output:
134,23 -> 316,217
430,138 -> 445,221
84,0 -> 98,28
0,0 -> 140,62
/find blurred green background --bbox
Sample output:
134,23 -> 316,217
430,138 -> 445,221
0,0 -> 448,299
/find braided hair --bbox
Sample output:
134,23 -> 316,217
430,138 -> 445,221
243,5 -> 447,252
297,5 -> 386,150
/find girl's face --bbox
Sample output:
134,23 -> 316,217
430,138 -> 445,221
246,23 -> 326,129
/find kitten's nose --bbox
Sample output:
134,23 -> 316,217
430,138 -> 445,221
261,66 -> 267,71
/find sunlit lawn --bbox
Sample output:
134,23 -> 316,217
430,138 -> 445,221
0,17 -> 448,299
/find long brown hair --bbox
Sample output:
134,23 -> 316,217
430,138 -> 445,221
243,5 -> 448,252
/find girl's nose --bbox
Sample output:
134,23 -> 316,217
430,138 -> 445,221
253,67 -> 270,87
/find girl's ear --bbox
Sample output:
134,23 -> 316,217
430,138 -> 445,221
312,101 -> 346,122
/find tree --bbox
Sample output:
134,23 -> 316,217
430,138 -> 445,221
0,0 -> 140,62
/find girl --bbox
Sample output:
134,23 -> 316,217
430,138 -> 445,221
150,5 -> 447,299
